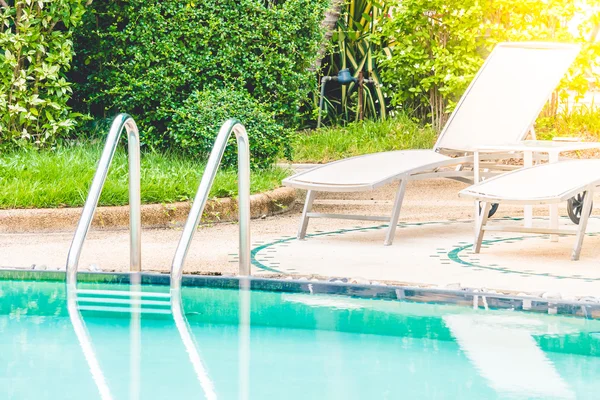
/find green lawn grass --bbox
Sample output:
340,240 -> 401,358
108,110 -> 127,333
290,114 -> 437,163
0,115 -> 438,209
536,106 -> 600,140
0,144 -> 289,209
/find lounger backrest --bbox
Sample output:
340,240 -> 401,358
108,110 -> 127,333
434,42 -> 580,153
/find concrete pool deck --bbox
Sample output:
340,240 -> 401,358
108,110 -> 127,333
1,178 -> 600,300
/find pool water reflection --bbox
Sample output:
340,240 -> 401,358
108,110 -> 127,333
1,280 -> 599,399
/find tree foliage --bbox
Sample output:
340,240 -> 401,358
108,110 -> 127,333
376,0 -> 600,130
376,0 -> 483,131
0,0 -> 87,147
483,0 -> 600,115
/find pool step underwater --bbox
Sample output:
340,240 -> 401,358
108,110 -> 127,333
75,289 -> 172,315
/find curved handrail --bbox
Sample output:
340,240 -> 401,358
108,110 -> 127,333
170,119 -> 251,291
66,113 -> 142,288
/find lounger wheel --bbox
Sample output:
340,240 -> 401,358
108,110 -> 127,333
567,192 -> 593,225
479,203 -> 499,218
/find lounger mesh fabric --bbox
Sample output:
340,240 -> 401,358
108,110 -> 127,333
436,43 -> 580,152
460,159 -> 600,261
285,43 -> 580,191
460,159 -> 600,202
283,42 -> 582,245
288,150 -> 449,188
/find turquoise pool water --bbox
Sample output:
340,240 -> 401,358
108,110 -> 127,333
1,279 -> 599,400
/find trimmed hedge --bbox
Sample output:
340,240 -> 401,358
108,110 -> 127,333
169,87 -> 290,169
70,0 -> 328,162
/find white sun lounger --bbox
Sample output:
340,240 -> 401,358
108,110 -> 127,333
459,159 -> 600,260
284,42 -> 581,245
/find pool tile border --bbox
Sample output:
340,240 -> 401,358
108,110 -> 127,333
0,268 -> 599,320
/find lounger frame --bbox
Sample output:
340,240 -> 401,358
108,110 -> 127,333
285,42 -> 581,245
462,163 -> 600,260
294,151 -> 526,246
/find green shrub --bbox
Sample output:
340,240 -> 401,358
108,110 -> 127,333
0,0 -> 87,147
376,0 -> 600,131
70,0 -> 328,154
376,0 -> 485,131
169,88 -> 291,170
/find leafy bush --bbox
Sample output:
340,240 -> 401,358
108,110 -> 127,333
0,0 -> 87,147
376,0 -> 486,131
376,0 -> 600,130
70,0 -> 328,155
169,88 -> 291,169
481,0 -> 600,117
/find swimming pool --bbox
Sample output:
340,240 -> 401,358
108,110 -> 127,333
2,273 -> 599,399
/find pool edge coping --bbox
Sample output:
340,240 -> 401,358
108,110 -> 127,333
1,268 -> 598,320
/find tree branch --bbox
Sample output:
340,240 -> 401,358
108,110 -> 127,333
0,0 -> 10,9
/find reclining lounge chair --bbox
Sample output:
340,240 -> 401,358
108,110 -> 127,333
283,42 -> 581,245
460,159 -> 600,261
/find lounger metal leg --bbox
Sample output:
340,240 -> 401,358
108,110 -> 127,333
473,151 -> 481,236
384,180 -> 407,246
549,151 -> 560,242
523,151 -> 533,228
298,190 -> 316,240
474,202 -> 491,253
572,188 -> 593,261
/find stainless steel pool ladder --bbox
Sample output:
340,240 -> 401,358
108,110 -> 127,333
65,116 -> 248,400
65,113 -> 141,289
66,114 -> 250,295
67,287 -> 217,400
63,113 -> 168,315
170,118 -> 251,291
75,289 -> 171,315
